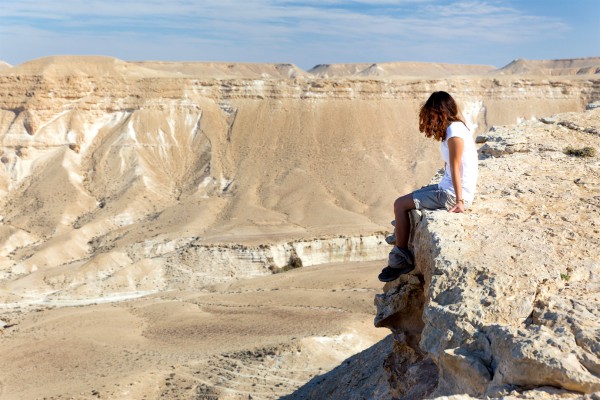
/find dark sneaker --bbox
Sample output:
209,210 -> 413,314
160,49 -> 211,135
378,247 -> 415,282
378,264 -> 415,282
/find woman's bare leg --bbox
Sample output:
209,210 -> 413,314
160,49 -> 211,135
394,193 -> 415,249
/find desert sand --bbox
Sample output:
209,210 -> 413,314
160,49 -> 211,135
0,56 -> 598,399
0,260 -> 389,399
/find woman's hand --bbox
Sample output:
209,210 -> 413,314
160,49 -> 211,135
448,201 -> 465,213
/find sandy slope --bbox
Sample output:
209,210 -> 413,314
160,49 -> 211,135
0,260 -> 388,399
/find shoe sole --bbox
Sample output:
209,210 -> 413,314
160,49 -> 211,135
377,264 -> 415,282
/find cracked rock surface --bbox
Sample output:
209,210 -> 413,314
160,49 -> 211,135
377,107 -> 600,398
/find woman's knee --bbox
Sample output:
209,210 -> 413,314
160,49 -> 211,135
394,194 -> 414,214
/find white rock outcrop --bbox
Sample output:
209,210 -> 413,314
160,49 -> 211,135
376,107 -> 600,398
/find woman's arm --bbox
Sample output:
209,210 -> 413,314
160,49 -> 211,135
448,137 -> 465,213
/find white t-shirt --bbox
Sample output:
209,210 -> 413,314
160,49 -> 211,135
438,121 -> 478,203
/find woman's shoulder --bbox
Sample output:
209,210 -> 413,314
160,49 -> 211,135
446,121 -> 470,138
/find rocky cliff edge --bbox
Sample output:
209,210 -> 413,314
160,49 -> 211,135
374,107 -> 600,398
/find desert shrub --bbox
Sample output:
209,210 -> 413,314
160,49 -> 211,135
564,146 -> 596,157
269,253 -> 303,274
285,253 -> 303,271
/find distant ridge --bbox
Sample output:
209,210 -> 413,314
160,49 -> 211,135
131,61 -> 308,79
4,55 -> 600,79
308,61 -> 496,78
8,55 -> 161,78
309,58 -> 600,78
496,57 -> 600,76
4,55 -> 308,80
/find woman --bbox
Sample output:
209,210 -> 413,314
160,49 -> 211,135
378,91 -> 478,282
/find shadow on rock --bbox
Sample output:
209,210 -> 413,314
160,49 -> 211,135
281,335 -> 393,400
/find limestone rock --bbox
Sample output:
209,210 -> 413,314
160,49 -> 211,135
383,335 -> 438,399
487,324 -> 600,393
376,107 -> 600,398
374,274 -> 423,329
587,102 -> 600,110
540,116 -> 557,124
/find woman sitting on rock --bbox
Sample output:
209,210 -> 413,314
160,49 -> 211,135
379,91 -> 478,282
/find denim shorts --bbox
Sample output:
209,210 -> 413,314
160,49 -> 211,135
412,184 -> 459,211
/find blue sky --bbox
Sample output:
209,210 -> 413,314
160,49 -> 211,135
0,0 -> 598,69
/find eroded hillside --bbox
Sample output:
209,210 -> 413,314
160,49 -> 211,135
0,56 -> 599,305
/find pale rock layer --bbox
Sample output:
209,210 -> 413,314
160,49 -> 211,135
0,56 -> 599,305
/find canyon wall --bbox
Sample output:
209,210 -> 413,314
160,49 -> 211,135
0,56 -> 599,307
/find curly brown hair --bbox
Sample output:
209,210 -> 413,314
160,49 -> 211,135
419,91 -> 466,141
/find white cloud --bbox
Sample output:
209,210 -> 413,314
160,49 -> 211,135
0,0 -> 579,68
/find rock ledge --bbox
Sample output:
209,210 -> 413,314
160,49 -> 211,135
376,107 -> 600,398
